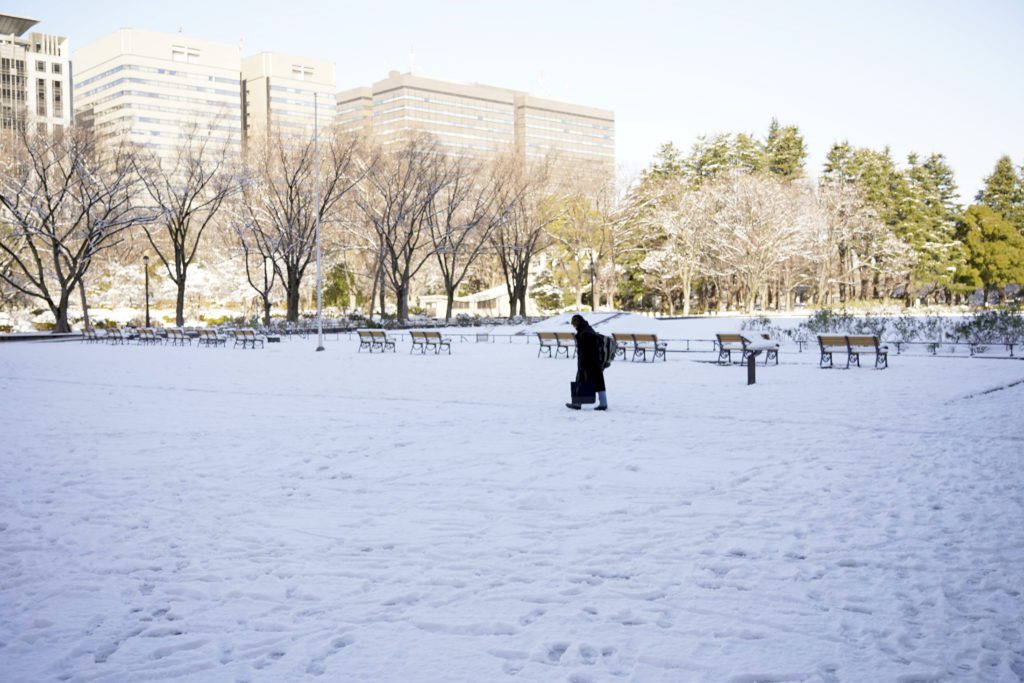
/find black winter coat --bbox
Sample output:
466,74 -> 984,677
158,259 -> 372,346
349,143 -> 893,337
574,321 -> 606,392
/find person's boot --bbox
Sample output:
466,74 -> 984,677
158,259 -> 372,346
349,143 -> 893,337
595,391 -> 608,411
565,403 -> 581,410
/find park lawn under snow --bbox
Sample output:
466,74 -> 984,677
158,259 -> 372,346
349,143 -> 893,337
1,316 -> 1023,682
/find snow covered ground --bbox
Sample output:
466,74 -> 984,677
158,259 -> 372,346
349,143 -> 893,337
2,316 -> 1023,682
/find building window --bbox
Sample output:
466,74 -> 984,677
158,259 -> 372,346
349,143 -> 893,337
36,61 -> 46,71
291,65 -> 313,81
37,79 -> 47,116
171,46 -> 200,64
52,63 -> 61,75
53,81 -> 62,113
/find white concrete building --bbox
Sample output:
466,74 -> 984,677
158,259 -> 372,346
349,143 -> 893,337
0,13 -> 72,134
241,52 -> 335,150
73,28 -> 242,161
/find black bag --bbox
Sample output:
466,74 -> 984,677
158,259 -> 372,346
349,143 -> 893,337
571,380 -> 596,404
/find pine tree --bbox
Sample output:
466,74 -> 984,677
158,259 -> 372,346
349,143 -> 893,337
643,142 -> 686,182
903,153 -> 964,300
763,118 -> 807,179
976,156 -> 1024,233
957,205 -> 1024,304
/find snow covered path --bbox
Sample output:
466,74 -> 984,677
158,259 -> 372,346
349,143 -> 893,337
2,333 -> 1023,682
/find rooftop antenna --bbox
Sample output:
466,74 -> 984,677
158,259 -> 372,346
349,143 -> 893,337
408,45 -> 416,73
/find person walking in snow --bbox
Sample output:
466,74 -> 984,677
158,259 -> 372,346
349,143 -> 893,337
566,314 -> 608,411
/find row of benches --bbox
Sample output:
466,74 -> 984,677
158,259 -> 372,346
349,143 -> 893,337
82,327 -> 267,349
535,331 -> 669,362
357,329 -> 452,355
714,332 -> 887,369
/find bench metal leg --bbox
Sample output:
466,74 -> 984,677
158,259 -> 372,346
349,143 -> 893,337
876,353 -> 888,369
819,351 -> 832,368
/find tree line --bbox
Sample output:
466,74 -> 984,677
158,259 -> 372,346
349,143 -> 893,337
2,119 -> 1023,333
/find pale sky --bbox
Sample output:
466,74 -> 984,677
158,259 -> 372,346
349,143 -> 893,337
11,0 -> 1023,200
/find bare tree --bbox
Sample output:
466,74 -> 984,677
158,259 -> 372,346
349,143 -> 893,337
638,177 -> 715,315
0,128 -> 147,332
490,161 -> 554,318
133,122 -> 240,325
355,135 -> 453,323
428,156 -> 518,321
707,174 -> 808,313
241,127 -> 366,322
231,208 -> 280,326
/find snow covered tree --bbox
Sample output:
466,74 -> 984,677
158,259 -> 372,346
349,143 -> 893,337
133,122 -> 240,326
976,156 -> 1024,233
706,174 -> 810,312
638,177 -> 714,315
355,134 -> 454,323
0,128 -> 148,332
490,161 -> 556,318
762,118 -> 807,179
427,155 -> 518,321
240,127 -> 366,322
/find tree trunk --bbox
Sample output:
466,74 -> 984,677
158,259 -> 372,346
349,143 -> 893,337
78,278 -> 90,330
53,291 -> 71,333
175,279 -> 186,326
286,277 -> 301,322
262,297 -> 272,326
445,292 -> 454,322
395,283 -> 409,323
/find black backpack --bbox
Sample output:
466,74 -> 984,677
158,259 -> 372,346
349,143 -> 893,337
598,333 -> 616,369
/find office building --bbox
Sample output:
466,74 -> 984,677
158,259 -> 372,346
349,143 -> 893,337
337,71 -> 614,186
0,13 -> 72,134
73,28 -> 242,161
241,52 -> 335,149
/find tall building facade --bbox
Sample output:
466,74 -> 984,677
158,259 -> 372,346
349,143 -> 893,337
73,29 -> 242,161
0,13 -> 72,134
337,71 -> 614,187
241,52 -> 335,150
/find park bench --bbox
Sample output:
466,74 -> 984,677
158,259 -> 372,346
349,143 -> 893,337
555,331 -> 577,358
716,333 -> 747,364
82,328 -> 104,343
197,328 -> 227,347
233,329 -> 265,349
410,330 -> 428,354
611,333 -> 633,361
818,334 -> 888,369
105,328 -> 126,345
373,329 -> 396,352
137,328 -> 162,345
357,329 -> 377,352
410,330 -> 452,354
166,328 -> 191,346
631,333 -> 667,362
357,329 -> 395,353
743,332 -> 780,365
536,331 -> 558,357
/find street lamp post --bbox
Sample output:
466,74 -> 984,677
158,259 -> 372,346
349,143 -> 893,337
314,91 -> 324,352
143,255 -> 150,327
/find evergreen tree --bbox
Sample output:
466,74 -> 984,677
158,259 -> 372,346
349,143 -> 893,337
957,205 -> 1024,304
903,153 -> 964,299
763,118 -> 807,179
732,133 -> 765,175
686,133 -> 735,185
642,142 -> 686,182
976,156 -> 1024,233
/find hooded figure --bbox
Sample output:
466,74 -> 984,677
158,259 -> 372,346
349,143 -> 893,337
567,314 -> 608,410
